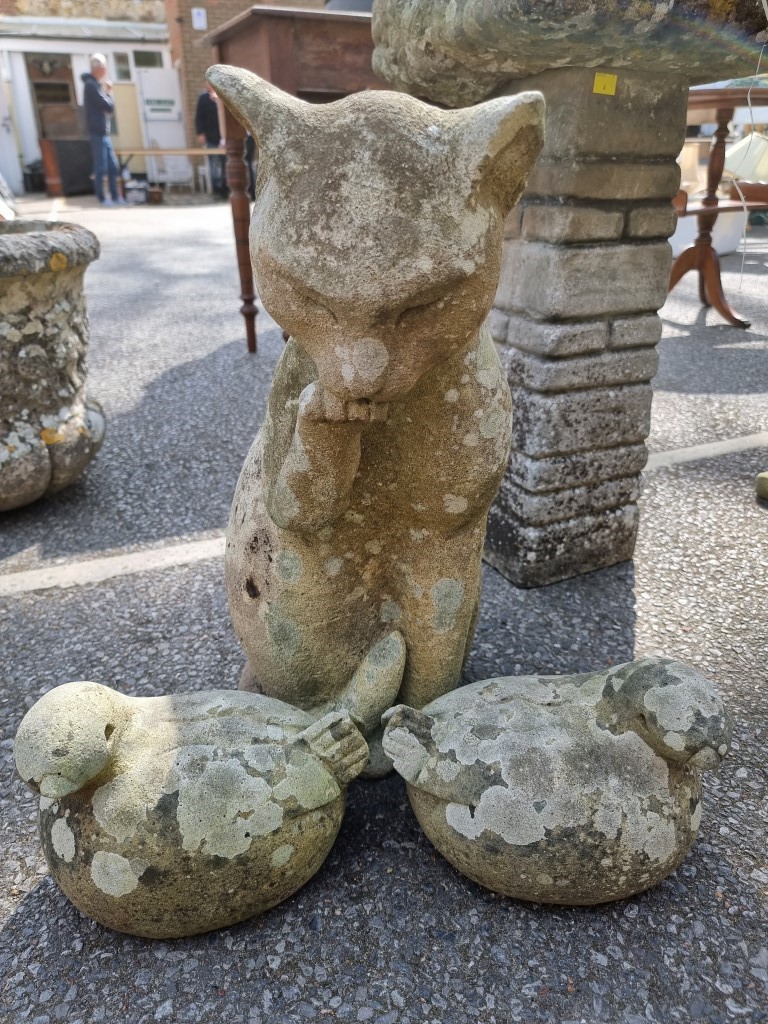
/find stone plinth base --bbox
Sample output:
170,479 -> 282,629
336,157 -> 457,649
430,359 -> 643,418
486,67 -> 688,586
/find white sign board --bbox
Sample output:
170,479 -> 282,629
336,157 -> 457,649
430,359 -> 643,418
135,68 -> 192,185
191,8 -> 208,31
141,94 -> 178,122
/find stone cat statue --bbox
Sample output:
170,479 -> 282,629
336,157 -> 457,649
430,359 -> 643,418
209,65 -> 544,751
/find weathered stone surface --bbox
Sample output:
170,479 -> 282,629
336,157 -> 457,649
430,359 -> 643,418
485,503 -> 640,587
207,66 -> 544,730
510,384 -> 653,457
372,0 -> 764,107
503,315 -> 609,357
499,241 -> 673,320
486,307 -> 510,346
609,314 -> 664,349
506,444 -> 649,493
485,64 -> 684,584
0,221 -> 104,512
14,681 -> 369,938
525,160 -> 681,202
495,473 -> 641,527
13,0 -> 164,21
522,204 -> 625,244
626,205 -> 680,239
504,68 -> 690,162
0,218 -> 99,275
503,207 -> 523,240
382,657 -> 732,904
506,347 -> 659,393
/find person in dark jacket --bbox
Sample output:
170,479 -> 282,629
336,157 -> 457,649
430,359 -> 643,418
82,53 -> 124,206
195,83 -> 226,197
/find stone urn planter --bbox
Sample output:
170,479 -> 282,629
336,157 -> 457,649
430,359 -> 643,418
0,220 -> 105,512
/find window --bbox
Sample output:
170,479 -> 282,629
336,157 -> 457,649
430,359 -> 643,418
32,82 -> 71,104
133,51 -> 163,69
114,52 -> 131,82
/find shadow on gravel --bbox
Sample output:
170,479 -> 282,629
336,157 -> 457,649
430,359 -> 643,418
468,560 -> 636,682
0,337 -> 274,565
655,317 -> 768,395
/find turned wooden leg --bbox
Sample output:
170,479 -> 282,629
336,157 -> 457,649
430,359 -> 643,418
700,246 -> 750,329
224,110 -> 258,354
698,269 -> 710,307
668,244 -> 700,293
668,240 -> 749,329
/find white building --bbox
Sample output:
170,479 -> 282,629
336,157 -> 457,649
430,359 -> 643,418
0,15 -> 184,195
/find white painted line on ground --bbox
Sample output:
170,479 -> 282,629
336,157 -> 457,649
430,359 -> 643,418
645,432 -> 768,471
2,432 -> 767,597
0,535 -> 225,597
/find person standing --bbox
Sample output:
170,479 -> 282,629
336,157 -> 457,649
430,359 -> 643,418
82,54 -> 124,207
195,83 -> 226,198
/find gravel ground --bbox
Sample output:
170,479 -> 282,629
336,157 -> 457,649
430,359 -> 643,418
0,198 -> 766,1024
649,228 -> 768,453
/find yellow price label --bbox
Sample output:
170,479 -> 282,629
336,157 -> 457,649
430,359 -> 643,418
593,72 -> 618,97
49,252 -> 68,272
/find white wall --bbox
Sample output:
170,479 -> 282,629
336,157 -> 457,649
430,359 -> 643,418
7,51 -> 40,167
0,58 -> 23,193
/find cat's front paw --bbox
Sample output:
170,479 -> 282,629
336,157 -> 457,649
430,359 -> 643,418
299,383 -> 388,424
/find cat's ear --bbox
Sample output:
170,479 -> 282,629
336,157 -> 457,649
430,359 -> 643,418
206,65 -> 308,149
446,92 -> 545,213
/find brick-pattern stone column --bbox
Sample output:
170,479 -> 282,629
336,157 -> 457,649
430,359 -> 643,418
486,67 -> 688,587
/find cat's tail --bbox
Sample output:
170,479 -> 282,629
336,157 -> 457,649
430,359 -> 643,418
324,631 -> 406,736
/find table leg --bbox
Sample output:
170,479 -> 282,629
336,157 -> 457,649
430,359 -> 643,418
699,244 -> 750,329
224,113 -> 257,354
667,103 -> 750,329
668,239 -> 750,329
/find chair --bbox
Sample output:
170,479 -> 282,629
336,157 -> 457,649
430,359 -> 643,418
147,141 -> 194,196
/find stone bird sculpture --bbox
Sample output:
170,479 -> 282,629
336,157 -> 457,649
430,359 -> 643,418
15,681 -> 370,938
382,656 -> 732,904
206,65 -> 545,766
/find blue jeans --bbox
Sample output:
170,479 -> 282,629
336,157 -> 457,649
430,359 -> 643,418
205,142 -> 225,192
90,134 -> 120,202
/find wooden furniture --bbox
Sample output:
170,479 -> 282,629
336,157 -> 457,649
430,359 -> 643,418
39,139 -> 93,197
669,88 -> 768,329
206,6 -> 384,352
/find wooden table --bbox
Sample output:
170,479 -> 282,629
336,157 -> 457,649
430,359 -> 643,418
114,148 -> 226,194
206,5 -> 384,352
668,88 -> 767,329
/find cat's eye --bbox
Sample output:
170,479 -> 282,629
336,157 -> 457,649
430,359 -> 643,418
285,282 -> 337,323
396,296 -> 443,325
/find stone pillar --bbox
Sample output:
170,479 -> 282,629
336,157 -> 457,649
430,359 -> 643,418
486,67 -> 688,587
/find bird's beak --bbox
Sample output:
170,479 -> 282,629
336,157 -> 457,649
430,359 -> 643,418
38,773 -> 81,798
689,747 -> 721,770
